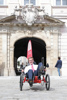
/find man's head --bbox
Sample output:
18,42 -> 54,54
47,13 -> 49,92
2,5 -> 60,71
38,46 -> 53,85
58,57 -> 60,60
28,57 -> 34,65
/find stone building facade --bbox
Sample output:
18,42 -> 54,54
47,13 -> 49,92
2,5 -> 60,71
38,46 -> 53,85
0,0 -> 67,76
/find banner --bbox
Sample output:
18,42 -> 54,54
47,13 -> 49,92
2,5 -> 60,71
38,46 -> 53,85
27,40 -> 33,59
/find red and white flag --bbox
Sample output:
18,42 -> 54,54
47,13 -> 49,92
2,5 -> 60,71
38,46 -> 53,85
27,40 -> 33,59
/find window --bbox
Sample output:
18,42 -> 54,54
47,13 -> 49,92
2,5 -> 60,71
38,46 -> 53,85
0,0 -> 4,5
62,0 -> 67,5
24,0 -> 29,5
30,0 -> 35,5
56,0 -> 61,5
56,0 -> 67,5
24,0 -> 35,5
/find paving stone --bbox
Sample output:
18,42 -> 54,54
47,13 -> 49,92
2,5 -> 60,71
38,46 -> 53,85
0,76 -> 67,100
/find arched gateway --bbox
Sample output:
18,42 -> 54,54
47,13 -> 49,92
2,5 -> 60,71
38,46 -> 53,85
14,37 -> 46,75
0,4 -> 64,76
10,31 -> 50,75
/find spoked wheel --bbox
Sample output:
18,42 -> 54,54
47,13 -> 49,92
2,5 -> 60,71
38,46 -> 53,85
45,74 -> 50,90
20,73 -> 24,91
41,75 -> 45,86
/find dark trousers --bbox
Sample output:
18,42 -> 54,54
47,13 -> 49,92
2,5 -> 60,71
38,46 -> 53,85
27,62 -> 42,80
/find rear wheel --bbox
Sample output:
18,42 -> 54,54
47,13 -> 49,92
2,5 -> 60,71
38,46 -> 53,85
20,73 -> 24,91
45,74 -> 50,90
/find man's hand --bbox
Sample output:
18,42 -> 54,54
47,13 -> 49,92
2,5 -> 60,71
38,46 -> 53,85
44,69 -> 46,71
22,69 -> 24,73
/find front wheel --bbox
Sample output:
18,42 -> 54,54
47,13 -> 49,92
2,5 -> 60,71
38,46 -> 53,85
45,74 -> 50,90
20,73 -> 24,91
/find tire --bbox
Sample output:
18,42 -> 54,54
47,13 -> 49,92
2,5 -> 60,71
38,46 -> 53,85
20,73 -> 24,91
45,74 -> 50,90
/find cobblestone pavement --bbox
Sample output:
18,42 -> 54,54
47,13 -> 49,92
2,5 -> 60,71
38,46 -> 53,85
0,76 -> 67,100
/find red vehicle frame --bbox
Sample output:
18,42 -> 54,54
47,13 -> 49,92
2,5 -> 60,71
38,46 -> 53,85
23,76 -> 46,83
20,72 -> 50,91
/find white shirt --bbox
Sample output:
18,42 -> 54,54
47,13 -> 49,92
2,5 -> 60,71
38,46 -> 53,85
24,64 -> 38,73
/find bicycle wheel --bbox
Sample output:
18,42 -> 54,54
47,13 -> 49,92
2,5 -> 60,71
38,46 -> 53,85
45,74 -> 50,90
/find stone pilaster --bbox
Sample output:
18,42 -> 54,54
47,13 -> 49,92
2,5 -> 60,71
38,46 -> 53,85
7,34 -> 10,76
0,35 -> 3,75
9,47 -> 16,76
51,32 -> 59,76
2,34 -> 8,76
46,46 -> 51,75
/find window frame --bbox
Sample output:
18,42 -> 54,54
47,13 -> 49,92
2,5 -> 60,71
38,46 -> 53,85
0,0 -> 4,5
56,0 -> 67,6
56,0 -> 61,5
30,0 -> 35,5
62,0 -> 67,5
24,0 -> 29,5
24,0 -> 35,5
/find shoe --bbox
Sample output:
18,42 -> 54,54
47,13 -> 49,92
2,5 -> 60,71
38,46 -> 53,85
28,79 -> 33,87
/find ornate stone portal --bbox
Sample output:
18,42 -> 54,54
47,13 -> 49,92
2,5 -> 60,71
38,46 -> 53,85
0,4 -> 64,76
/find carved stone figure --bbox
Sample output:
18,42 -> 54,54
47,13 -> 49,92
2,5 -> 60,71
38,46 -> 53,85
22,4 -> 38,25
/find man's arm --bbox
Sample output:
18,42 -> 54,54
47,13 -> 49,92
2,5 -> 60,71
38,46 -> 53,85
22,65 -> 31,74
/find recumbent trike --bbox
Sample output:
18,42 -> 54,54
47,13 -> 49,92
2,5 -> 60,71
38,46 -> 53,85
20,58 -> 50,91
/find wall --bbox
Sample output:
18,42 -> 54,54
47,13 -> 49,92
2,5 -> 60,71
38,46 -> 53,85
0,35 -> 3,75
9,26 -> 59,76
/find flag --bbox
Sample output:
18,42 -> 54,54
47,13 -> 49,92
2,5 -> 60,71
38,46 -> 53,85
27,40 -> 33,59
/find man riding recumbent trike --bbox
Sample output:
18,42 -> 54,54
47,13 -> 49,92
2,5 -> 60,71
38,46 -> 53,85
20,57 -> 50,91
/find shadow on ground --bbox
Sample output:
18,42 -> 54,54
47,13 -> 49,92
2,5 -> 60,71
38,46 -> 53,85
22,84 -> 55,92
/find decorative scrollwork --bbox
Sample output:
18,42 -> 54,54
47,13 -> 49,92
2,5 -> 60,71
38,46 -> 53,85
14,4 -> 46,26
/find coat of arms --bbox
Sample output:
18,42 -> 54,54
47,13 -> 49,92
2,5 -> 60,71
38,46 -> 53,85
15,4 -> 45,26
22,4 -> 38,26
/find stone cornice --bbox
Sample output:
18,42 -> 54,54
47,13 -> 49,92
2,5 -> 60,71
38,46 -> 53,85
0,22 -> 64,27
0,14 -> 64,27
44,15 -> 64,24
52,16 -> 67,19
52,6 -> 67,9
0,15 -> 15,22
0,5 -> 8,8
